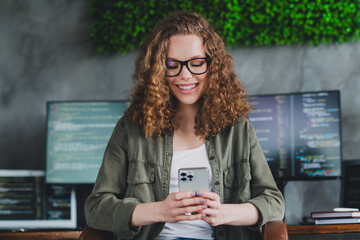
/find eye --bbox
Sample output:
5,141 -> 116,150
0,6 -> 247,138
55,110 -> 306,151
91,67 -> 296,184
190,59 -> 206,67
166,60 -> 179,69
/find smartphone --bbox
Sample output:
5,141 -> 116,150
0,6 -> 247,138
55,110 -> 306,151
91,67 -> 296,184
178,167 -> 210,192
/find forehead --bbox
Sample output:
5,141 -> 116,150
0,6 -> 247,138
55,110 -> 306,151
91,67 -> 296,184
166,34 -> 205,60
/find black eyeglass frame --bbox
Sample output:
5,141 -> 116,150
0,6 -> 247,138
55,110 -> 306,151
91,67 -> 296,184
165,57 -> 211,77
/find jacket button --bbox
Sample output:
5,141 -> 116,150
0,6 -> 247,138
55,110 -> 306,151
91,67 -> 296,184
215,181 -> 220,186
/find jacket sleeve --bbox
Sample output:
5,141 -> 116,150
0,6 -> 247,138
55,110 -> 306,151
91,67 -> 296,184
246,122 -> 285,230
84,118 -> 142,239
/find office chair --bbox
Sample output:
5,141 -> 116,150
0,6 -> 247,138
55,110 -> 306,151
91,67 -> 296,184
79,221 -> 288,240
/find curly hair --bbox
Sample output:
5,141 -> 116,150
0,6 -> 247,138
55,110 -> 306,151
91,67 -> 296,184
125,11 -> 252,139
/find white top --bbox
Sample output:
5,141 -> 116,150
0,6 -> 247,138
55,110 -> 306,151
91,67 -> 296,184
158,144 -> 214,240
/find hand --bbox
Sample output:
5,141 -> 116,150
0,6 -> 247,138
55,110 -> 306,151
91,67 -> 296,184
196,191 -> 224,226
160,191 -> 208,223
197,192 -> 260,226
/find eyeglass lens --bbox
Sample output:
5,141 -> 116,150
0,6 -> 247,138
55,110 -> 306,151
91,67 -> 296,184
165,58 -> 209,77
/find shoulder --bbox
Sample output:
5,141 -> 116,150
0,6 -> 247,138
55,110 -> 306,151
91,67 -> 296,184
212,115 -> 255,142
115,116 -> 166,142
115,115 -> 142,132
110,116 -> 144,144
225,115 -> 255,134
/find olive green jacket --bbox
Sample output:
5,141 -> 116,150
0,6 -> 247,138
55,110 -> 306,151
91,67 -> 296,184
84,116 -> 285,240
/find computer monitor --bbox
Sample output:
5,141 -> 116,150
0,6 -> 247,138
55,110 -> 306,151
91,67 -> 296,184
248,90 -> 342,180
341,160 -> 360,209
0,170 -> 77,230
45,100 -> 129,184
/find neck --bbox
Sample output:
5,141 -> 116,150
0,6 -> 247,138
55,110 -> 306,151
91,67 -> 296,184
176,102 -> 199,133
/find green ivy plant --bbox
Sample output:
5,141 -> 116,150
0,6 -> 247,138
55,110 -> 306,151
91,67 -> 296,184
88,0 -> 360,54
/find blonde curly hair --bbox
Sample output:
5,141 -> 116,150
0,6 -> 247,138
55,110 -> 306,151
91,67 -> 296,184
125,12 -> 252,139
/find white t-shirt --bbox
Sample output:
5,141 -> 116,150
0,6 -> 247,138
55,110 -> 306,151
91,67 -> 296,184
158,144 -> 214,240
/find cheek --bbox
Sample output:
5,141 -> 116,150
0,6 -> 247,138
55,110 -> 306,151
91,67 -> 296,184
165,78 -> 176,94
198,75 -> 208,93
197,74 -> 207,86
165,77 -> 174,86
198,71 -> 207,81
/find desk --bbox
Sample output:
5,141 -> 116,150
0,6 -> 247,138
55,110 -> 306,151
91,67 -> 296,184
1,224 -> 360,240
0,231 -> 81,240
288,224 -> 360,240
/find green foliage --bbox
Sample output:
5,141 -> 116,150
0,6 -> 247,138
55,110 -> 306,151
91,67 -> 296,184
88,0 -> 360,54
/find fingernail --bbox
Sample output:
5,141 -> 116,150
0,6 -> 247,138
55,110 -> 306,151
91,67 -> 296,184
199,198 -> 205,203
202,205 -> 207,209
190,192 -> 196,197
201,214 -> 206,218
196,191 -> 202,196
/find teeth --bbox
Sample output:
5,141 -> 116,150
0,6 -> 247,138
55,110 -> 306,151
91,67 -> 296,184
178,84 -> 197,90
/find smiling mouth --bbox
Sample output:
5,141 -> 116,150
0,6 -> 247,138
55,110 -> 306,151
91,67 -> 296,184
176,83 -> 199,90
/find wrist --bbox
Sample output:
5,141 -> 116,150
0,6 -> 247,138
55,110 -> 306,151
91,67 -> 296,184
132,201 -> 165,226
219,204 -> 230,225
220,203 -> 259,226
154,200 -> 166,223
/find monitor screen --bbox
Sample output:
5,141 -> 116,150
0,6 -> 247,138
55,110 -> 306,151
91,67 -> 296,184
45,100 -> 129,184
248,90 -> 342,180
341,160 -> 360,209
0,170 -> 77,230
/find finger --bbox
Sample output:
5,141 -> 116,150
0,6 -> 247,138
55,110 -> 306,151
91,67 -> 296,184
174,212 -> 206,222
199,207 -> 222,226
174,196 -> 206,208
196,191 -> 220,201
201,215 -> 218,226
199,207 -> 217,217
173,191 -> 196,200
171,204 -> 208,217
171,206 -> 206,219
202,198 -> 220,210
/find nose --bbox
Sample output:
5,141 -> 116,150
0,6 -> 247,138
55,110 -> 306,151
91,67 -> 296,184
178,65 -> 192,80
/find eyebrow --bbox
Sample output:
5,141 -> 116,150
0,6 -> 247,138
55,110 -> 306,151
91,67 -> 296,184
166,55 -> 206,60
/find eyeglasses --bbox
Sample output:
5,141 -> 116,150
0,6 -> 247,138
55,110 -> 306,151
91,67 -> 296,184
165,57 -> 211,77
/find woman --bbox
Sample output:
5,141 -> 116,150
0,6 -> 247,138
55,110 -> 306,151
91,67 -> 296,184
84,12 -> 284,240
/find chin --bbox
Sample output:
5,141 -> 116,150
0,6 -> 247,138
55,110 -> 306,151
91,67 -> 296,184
178,98 -> 201,106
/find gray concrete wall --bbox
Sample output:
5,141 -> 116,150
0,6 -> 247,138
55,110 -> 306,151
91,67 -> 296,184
1,0 -> 359,225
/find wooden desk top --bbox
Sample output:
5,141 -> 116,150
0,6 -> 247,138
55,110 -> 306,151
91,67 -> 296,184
0,230 -> 81,240
1,224 -> 360,239
288,224 -> 360,235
